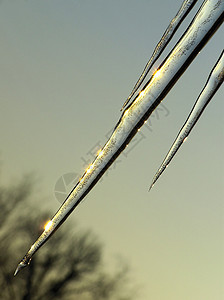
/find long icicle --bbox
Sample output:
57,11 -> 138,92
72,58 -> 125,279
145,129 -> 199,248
121,0 -> 198,111
149,49 -> 224,190
14,0 -> 224,276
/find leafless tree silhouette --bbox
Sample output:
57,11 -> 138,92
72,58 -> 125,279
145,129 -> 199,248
0,175 -> 135,300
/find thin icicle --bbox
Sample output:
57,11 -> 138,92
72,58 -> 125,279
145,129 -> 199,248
149,50 -> 224,191
121,0 -> 198,111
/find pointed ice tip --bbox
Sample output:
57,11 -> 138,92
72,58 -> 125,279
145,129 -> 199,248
121,95 -> 132,111
14,261 -> 27,276
148,183 -> 154,192
120,103 -> 126,111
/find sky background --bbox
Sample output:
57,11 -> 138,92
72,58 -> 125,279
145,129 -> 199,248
0,0 -> 223,299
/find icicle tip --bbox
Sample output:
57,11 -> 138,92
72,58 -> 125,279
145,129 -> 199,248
148,183 -> 154,192
14,254 -> 31,276
14,261 -> 28,276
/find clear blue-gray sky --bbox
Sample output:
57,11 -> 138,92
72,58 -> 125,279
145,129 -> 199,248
0,1 -> 223,299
